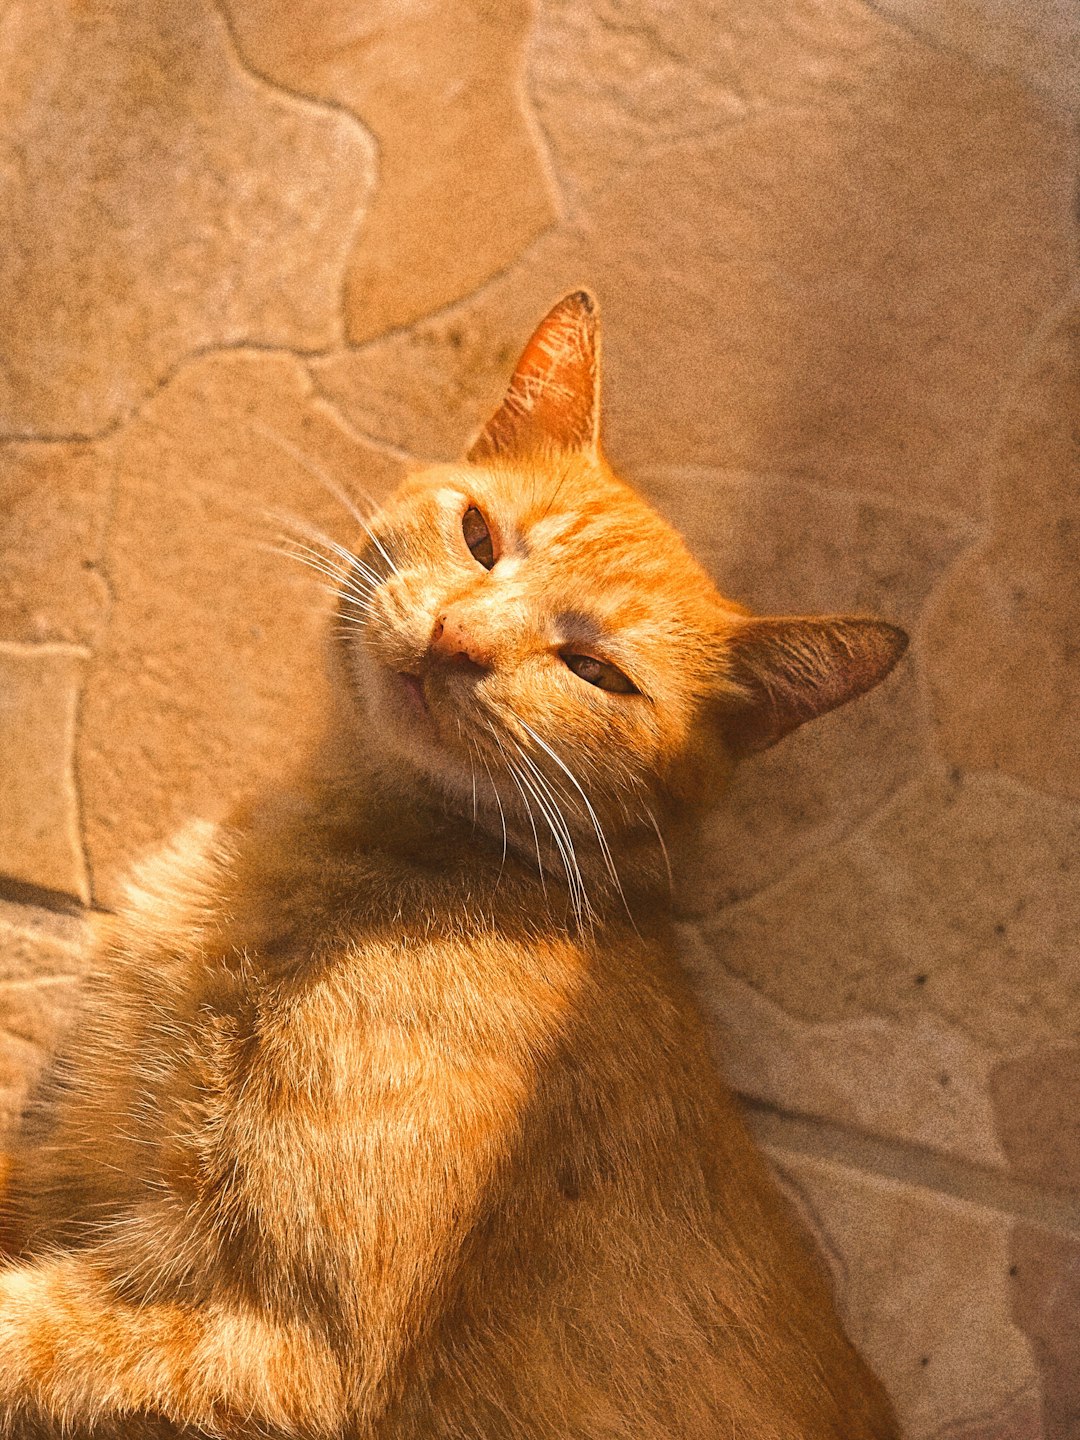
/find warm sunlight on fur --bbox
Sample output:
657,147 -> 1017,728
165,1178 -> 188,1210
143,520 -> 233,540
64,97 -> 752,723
1,293 -> 906,1438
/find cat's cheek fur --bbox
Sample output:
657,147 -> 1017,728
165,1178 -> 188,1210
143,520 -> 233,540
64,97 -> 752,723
661,721 -> 737,808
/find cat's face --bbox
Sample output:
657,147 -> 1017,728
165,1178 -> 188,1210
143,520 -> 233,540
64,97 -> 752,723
349,451 -> 730,817
337,293 -> 906,875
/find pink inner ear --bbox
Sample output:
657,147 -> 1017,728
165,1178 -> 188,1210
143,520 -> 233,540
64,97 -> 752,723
467,291 -> 600,462
723,616 -> 909,754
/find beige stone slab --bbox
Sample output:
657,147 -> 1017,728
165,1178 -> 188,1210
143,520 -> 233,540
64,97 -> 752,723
696,771 -> 1077,1054
991,1045 -> 1080,1197
1009,1224 -> 1080,1440
0,0 -> 374,438
0,976 -> 81,1057
221,0 -> 558,343
638,468 -> 979,620
529,0 -> 749,201
689,950 -> 1005,1171
764,1147 -> 1041,1439
581,98 -> 1072,517
76,351 -> 407,907
873,0 -> 1080,113
319,32 -> 1073,522
693,769 -> 1080,1055
924,300 -> 1080,803
0,440 -> 112,648
0,901 -> 87,1144
0,897 -> 87,985
0,646 -> 89,901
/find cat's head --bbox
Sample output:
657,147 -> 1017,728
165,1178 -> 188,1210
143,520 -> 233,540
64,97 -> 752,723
337,293 -> 906,897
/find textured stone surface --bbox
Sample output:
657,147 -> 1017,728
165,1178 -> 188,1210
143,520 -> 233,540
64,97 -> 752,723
319,3 -> 1075,521
682,767 -> 1080,1201
693,770 -> 1080,1052
1011,1227 -> 1080,1440
0,441 -> 112,648
0,901 -> 86,1143
0,0 -> 374,438
695,955 -> 1006,1170
528,0 -> 749,202
872,0 -> 1080,112
221,0 -> 559,343
76,351 -> 407,906
991,1046 -> 1080,1195
0,0 -> 1078,1433
769,1149 -> 1041,1440
924,300 -> 1080,803
0,648 -> 89,900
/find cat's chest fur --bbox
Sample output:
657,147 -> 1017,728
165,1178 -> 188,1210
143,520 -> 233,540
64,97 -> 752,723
129,816 -> 638,1302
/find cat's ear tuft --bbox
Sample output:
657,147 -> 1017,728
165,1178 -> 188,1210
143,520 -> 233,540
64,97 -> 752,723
467,291 -> 600,462
720,616 -> 909,755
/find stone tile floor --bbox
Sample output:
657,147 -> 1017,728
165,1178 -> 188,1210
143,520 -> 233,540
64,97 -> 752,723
0,1 -> 1077,1433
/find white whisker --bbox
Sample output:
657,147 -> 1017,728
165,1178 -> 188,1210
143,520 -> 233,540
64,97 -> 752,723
478,749 -> 508,873
246,420 -> 401,577
486,722 -> 547,899
642,803 -> 674,898
519,720 -> 633,927
509,738 -> 591,929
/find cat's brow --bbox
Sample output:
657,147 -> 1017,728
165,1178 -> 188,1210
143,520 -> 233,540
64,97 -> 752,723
554,610 -> 602,646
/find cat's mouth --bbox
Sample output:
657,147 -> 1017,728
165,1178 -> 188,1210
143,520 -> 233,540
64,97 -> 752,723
365,639 -> 493,772
389,667 -> 471,743
396,671 -> 430,721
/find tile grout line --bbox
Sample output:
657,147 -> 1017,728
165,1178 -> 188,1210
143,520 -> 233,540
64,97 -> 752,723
742,1094 -> 1080,1238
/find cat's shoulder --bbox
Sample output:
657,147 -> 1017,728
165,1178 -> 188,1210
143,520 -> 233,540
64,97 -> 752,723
103,818 -> 235,959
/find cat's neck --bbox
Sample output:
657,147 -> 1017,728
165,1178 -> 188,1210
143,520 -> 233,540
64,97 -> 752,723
242,696 -> 674,932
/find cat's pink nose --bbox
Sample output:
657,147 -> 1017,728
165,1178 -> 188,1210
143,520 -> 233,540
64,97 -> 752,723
429,612 -> 493,670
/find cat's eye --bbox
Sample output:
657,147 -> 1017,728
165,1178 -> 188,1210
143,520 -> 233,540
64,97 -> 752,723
462,506 -> 496,570
562,653 -> 639,695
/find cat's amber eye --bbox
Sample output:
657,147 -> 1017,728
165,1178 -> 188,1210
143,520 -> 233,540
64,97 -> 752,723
462,506 -> 496,570
562,653 -> 639,695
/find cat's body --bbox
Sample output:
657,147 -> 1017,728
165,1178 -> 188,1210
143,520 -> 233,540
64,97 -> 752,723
2,294 -> 902,1437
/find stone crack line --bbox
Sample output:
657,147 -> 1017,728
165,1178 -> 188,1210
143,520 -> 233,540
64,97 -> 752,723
207,0 -> 378,351
925,1382 -> 1041,1440
911,279 -> 1080,789
673,771 -> 926,927
207,0 -> 376,152
640,463 -> 986,536
333,219 -> 565,357
0,342 -> 340,449
67,438 -> 123,907
302,369 -> 422,466
519,0 -> 570,223
745,1094 -> 1080,1238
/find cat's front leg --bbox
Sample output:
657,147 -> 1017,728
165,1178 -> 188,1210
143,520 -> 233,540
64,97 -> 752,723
0,1250 -> 346,1436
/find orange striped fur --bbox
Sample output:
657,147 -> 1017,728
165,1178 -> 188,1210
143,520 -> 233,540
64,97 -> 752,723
2,293 -> 905,1437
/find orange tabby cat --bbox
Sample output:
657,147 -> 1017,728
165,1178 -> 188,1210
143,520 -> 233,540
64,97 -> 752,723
2,292 -> 905,1438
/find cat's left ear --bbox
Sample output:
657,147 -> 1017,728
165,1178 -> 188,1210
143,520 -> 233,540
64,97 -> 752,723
467,291 -> 600,462
719,615 -> 909,755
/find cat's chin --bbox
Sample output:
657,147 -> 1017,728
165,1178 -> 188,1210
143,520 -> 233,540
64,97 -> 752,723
355,653 -> 479,805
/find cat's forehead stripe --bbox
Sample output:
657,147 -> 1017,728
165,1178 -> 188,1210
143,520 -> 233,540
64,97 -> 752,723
525,502 -> 655,558
514,497 -> 716,638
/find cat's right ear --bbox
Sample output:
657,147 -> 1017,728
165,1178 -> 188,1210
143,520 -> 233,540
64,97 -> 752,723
467,291 -> 600,462
718,615 -> 909,755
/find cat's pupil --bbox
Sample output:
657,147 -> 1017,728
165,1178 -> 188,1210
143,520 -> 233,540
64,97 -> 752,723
563,652 -> 638,695
462,506 -> 495,570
